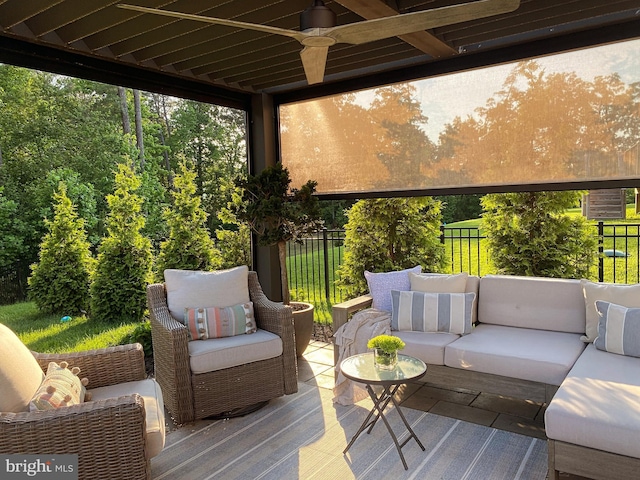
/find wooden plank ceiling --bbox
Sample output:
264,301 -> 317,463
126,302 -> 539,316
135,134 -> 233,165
0,0 -> 639,96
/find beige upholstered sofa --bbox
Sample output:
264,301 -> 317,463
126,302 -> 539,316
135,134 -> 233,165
333,272 -> 640,480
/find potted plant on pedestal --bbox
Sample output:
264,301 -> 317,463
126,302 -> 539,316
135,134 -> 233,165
233,162 -> 323,357
367,335 -> 406,370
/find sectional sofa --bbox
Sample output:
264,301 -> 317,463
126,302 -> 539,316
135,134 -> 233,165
332,272 -> 640,480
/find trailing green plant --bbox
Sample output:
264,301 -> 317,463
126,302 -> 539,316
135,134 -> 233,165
90,162 -> 153,323
336,197 -> 446,297
154,161 -> 221,279
28,183 -> 95,314
126,320 -> 153,357
232,162 -> 323,305
367,334 -> 405,353
481,191 -> 597,278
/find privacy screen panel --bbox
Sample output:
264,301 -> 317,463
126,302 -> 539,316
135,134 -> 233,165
280,38 -> 640,196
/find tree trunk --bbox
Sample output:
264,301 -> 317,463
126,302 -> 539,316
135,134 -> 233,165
158,128 -> 173,188
278,240 -> 290,305
133,89 -> 144,170
117,86 -> 131,136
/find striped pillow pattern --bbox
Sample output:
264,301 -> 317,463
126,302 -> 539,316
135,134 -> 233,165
594,301 -> 640,357
184,302 -> 257,341
390,290 -> 475,335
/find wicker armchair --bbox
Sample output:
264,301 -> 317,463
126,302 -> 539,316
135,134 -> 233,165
147,270 -> 298,425
0,343 -> 161,480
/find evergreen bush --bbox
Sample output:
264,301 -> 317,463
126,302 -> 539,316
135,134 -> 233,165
28,184 -> 94,314
336,197 -> 446,297
481,191 -> 596,278
154,162 -> 221,279
90,163 -> 153,323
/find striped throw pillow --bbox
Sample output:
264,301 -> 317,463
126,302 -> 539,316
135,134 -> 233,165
390,290 -> 475,335
184,302 -> 257,341
594,301 -> 640,357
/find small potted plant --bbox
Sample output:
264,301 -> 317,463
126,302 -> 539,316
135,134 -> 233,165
367,334 -> 406,370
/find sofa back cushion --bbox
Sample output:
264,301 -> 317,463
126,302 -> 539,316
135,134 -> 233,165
164,266 -> 250,321
411,273 -> 480,324
478,275 -> 585,333
581,280 -> 640,343
0,323 -> 45,412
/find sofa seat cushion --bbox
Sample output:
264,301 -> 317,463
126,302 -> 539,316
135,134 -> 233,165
545,344 -> 640,459
0,323 -> 45,413
188,329 -> 282,374
444,324 -> 585,385
89,379 -> 165,459
393,331 -> 459,365
478,275 -> 585,333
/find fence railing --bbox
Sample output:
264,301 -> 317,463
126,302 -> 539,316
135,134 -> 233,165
0,261 -> 29,305
287,223 -> 640,306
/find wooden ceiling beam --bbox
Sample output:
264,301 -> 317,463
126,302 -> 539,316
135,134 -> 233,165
333,0 -> 458,58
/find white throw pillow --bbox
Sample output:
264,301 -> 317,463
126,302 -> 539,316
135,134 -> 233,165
581,280 -> 640,343
409,272 -> 468,293
0,323 -> 45,412
364,266 -> 422,312
164,266 -> 250,321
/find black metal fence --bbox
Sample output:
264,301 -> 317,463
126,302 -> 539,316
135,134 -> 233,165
2,223 -> 638,307
286,223 -> 640,306
0,261 -> 29,305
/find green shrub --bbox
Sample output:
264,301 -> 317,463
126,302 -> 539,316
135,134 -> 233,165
28,184 -> 94,314
126,320 -> 153,357
90,163 -> 153,323
482,191 -> 596,278
154,162 -> 221,279
336,197 -> 445,297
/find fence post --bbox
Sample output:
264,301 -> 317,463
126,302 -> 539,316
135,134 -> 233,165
440,225 -> 445,244
598,221 -> 604,282
322,228 -> 330,301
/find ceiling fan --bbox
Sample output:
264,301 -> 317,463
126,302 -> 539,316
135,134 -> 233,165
118,0 -> 521,85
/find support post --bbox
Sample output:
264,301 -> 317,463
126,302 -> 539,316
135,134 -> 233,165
249,93 -> 282,301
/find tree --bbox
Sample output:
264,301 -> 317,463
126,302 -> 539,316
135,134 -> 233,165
216,184 -> 252,269
28,184 -> 94,314
0,187 -> 26,270
481,191 -> 596,278
370,84 -> 436,189
90,163 -> 153,322
336,197 -> 446,297
233,162 -> 323,305
437,194 -> 483,224
155,161 -> 222,278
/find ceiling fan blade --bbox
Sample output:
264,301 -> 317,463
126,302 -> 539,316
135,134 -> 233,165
328,0 -> 520,45
118,4 -> 306,42
300,46 -> 329,85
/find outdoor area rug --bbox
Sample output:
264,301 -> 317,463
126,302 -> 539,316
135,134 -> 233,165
152,383 -> 547,480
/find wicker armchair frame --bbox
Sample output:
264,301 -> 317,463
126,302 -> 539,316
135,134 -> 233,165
0,343 -> 152,480
147,271 -> 298,425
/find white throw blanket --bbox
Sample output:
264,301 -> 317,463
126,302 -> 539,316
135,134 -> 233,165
332,308 -> 391,405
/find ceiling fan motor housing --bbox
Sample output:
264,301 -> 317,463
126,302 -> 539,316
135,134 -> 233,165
300,0 -> 337,30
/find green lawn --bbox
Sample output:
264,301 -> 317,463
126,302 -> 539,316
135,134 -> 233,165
0,302 -> 141,353
287,242 -> 344,324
